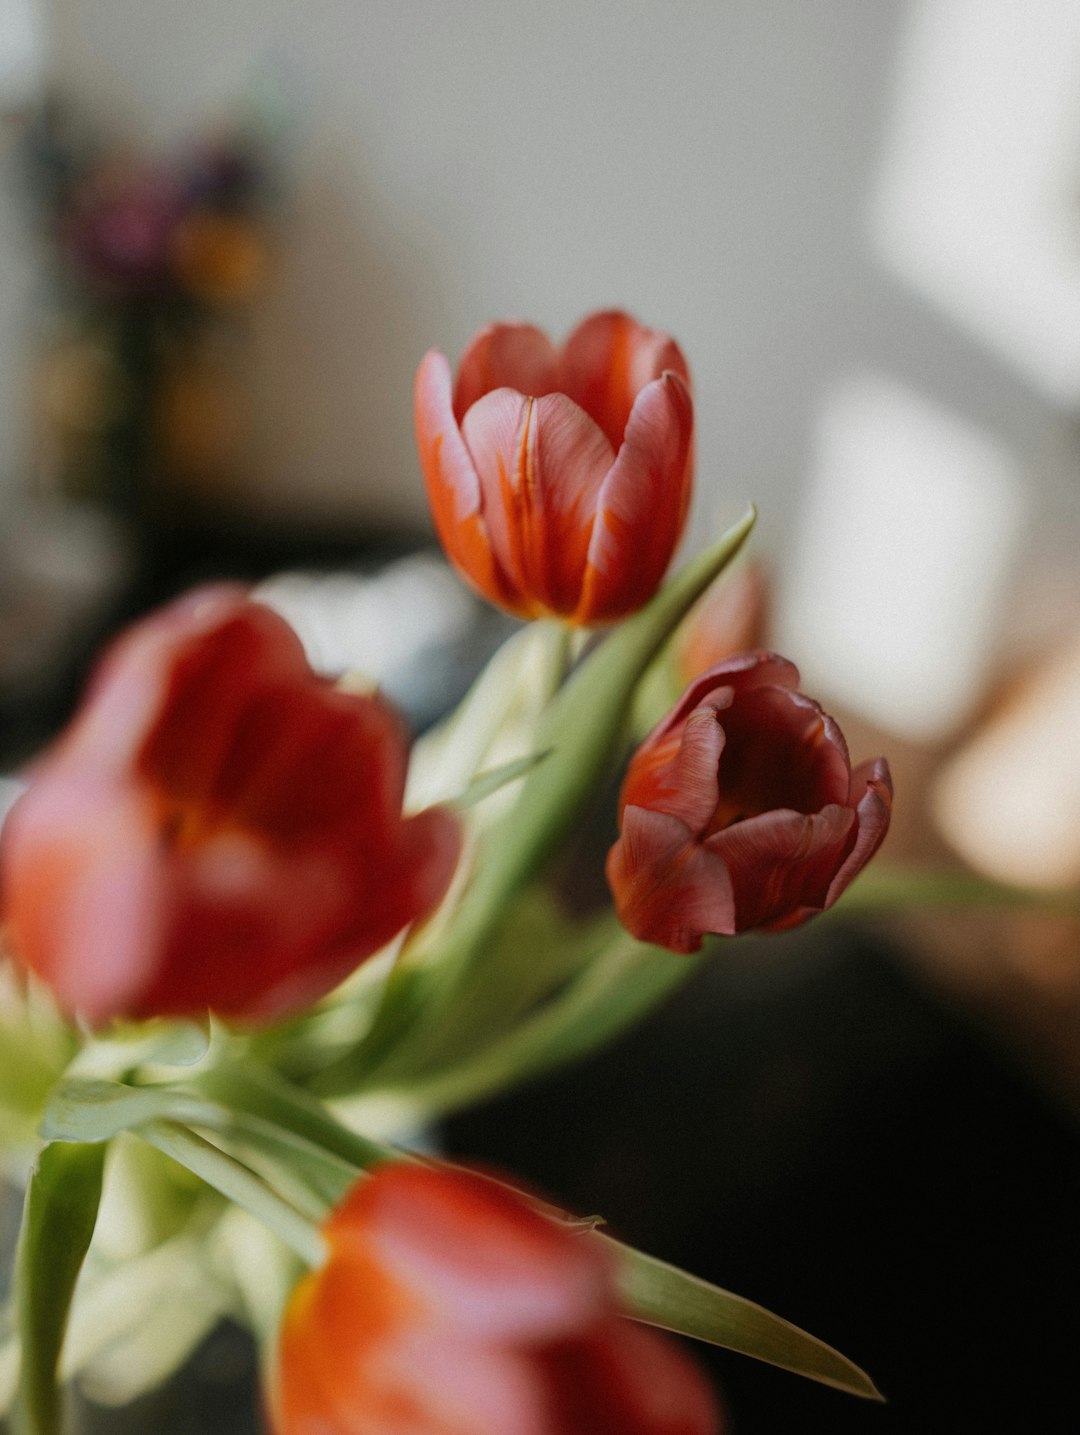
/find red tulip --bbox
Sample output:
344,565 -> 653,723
273,1161 -> 720,1435
0,588 -> 461,1025
415,310 -> 694,624
607,653 -> 892,949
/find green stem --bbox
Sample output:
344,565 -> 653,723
192,1063 -> 396,1171
138,1120 -> 326,1268
316,510 -> 756,1097
338,935 -> 700,1121
835,865 -> 1080,918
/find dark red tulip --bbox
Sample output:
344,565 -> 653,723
607,653 -> 892,949
0,587 -> 461,1025
273,1161 -> 720,1435
415,310 -> 693,624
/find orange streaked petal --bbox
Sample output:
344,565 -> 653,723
559,310 -> 691,452
273,1163 -> 723,1435
414,350 -> 517,612
462,389 -> 613,618
577,372 -> 693,623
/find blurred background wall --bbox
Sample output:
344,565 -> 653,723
4,0 -> 1079,739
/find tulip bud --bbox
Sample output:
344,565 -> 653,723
607,652 -> 892,948
415,310 -> 694,625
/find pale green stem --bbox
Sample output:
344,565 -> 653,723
344,937 -> 699,1122
193,1063 -> 395,1171
138,1120 -> 326,1268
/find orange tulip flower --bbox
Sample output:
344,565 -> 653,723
415,310 -> 694,624
608,653 -> 892,949
274,1161 -> 720,1435
0,587 -> 460,1025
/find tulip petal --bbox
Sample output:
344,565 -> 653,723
415,350 -> 516,611
559,310 -> 691,452
644,652 -> 801,756
462,389 -> 614,617
678,561 -> 771,683
577,373 -> 693,623
623,704 -> 727,834
607,806 -> 736,951
61,585 -> 256,779
706,686 -> 852,826
138,604 -> 313,806
274,1164 -> 721,1435
0,777 -> 164,1023
1,588 -> 462,1025
385,1328 -> 551,1435
706,804 -> 856,931
824,757 -> 894,908
353,1163 -> 610,1342
453,321 -> 559,420
546,1317 -> 721,1435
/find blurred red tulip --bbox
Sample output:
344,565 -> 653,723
273,1161 -> 720,1435
0,588 -> 460,1025
607,653 -> 892,949
415,310 -> 693,624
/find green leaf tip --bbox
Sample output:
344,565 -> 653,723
609,1238 -> 884,1402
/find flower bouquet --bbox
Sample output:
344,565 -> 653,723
0,310 -> 894,1433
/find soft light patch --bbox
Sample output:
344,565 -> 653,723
779,374 -> 1024,741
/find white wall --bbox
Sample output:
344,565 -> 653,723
12,0 -> 1080,734
39,0 -> 912,541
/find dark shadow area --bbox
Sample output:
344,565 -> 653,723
443,926 -> 1080,1434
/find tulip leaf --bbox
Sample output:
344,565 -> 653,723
320,508 -> 756,1093
13,1140 -> 106,1435
464,506 -> 757,921
356,928 -> 696,1121
455,749 -> 554,809
0,1334 -> 16,1418
608,1237 -> 883,1401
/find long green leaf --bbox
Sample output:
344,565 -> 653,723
137,1121 -> 325,1268
13,1141 -> 106,1435
318,509 -> 756,1094
349,932 -> 698,1123
447,507 -> 757,938
609,1237 -> 883,1400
